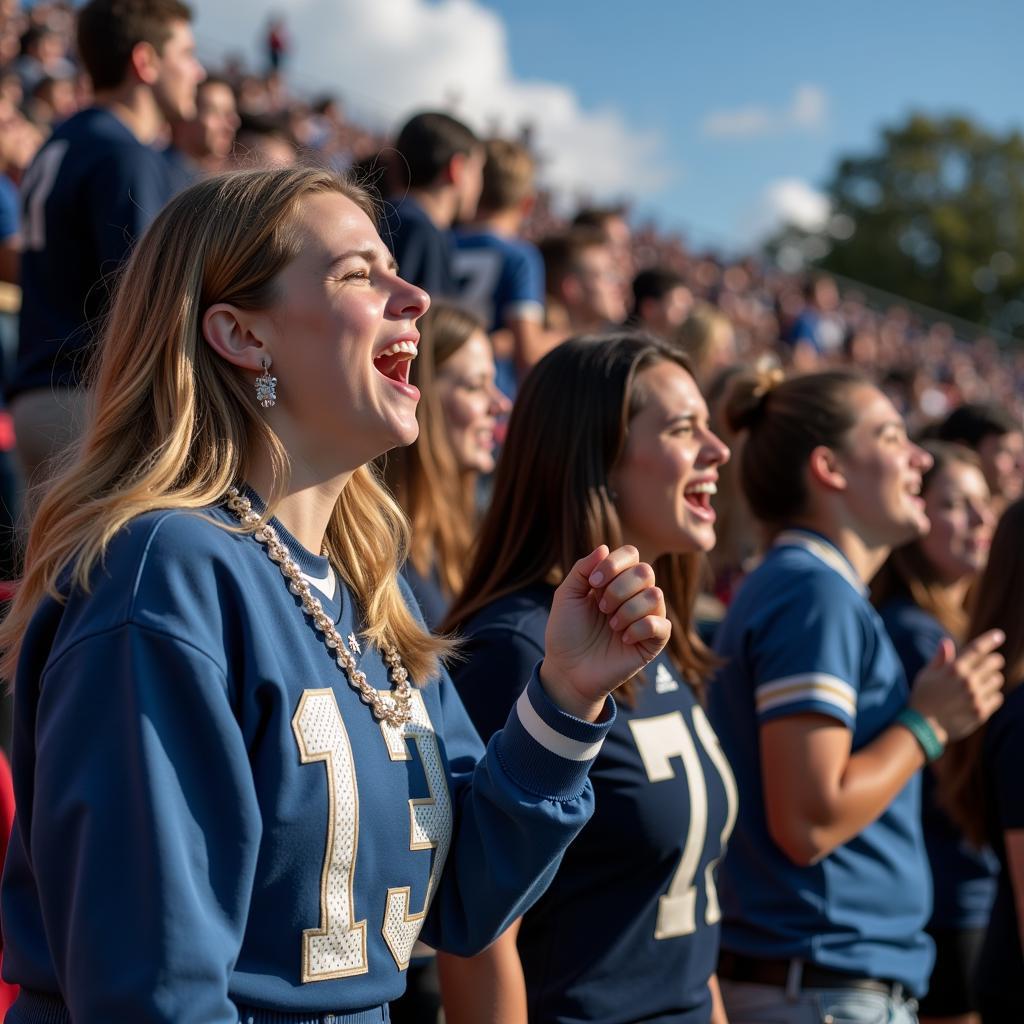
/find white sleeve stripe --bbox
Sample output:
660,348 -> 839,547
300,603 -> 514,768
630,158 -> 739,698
501,300 -> 544,322
755,673 -> 857,717
514,688 -> 606,762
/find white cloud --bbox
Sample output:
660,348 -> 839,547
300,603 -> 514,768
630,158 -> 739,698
742,178 -> 832,241
702,84 -> 829,139
194,0 -> 672,200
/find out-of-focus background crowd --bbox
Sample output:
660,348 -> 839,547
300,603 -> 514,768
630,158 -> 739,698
1,0 -> 1022,434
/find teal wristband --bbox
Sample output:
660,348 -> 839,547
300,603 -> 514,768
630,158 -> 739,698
895,707 -> 945,763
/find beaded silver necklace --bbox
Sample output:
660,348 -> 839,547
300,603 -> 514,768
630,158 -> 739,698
225,488 -> 413,726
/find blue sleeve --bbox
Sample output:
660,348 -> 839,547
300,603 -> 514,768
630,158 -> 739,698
0,175 -> 18,241
498,243 -> 545,325
27,625 -> 260,1023
91,146 -> 169,274
421,667 -> 615,956
747,576 -> 863,728
988,692 -> 1024,831
453,625 -> 545,744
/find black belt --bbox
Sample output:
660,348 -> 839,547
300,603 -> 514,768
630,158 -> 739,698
718,950 -> 904,998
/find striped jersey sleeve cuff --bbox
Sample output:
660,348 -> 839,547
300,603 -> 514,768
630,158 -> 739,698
501,299 -> 544,324
495,667 -> 616,801
755,673 -> 857,728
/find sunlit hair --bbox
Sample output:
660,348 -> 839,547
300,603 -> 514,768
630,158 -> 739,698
673,303 -> 734,388
444,333 -> 716,701
1,167 -> 448,683
381,302 -> 485,602
938,498 -> 1024,847
871,442 -> 985,642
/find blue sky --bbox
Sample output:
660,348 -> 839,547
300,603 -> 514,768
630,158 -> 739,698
473,0 -> 1022,249
199,0 -> 1022,252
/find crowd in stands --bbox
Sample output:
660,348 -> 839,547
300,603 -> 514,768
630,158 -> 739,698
0,2 -> 1022,1024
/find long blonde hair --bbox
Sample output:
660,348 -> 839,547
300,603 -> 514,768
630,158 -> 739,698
1,167 -> 447,684
382,302 -> 484,600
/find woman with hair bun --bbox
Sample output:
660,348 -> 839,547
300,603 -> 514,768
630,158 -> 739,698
437,334 -> 736,1024
382,301 -> 510,630
872,442 -> 998,1024
710,368 -> 1005,1024
0,169 -> 671,1023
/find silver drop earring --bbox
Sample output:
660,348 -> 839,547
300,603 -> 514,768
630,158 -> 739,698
255,357 -> 277,408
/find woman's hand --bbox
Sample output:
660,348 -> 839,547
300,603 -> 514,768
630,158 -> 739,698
911,630 -> 1005,745
540,545 -> 671,721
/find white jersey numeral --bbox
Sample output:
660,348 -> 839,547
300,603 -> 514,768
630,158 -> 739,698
378,690 -> 453,969
292,687 -> 453,981
628,706 -> 737,939
292,689 -> 368,980
20,140 -> 69,252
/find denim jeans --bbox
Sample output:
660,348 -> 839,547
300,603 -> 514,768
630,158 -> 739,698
721,978 -> 919,1023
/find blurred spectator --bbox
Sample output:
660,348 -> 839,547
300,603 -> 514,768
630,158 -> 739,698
382,110 -> 483,299
231,111 -> 295,168
781,274 -> 844,370
629,266 -> 692,338
539,226 -> 627,339
10,23 -> 73,93
8,0 -> 203,488
674,302 -> 738,389
936,402 -> 1024,516
453,137 -> 545,394
573,203 -> 634,280
264,13 -> 288,73
24,71 -> 76,127
165,74 -> 239,188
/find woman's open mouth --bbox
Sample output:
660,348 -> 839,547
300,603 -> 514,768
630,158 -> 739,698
683,480 -> 717,521
373,340 -> 419,397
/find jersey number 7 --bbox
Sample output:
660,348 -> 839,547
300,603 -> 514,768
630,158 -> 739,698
629,707 -> 738,939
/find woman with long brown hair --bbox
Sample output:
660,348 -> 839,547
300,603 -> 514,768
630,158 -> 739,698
940,498 -> 1024,1022
437,334 -> 736,1024
0,168 -> 671,1023
872,442 -> 998,1024
382,301 -> 509,629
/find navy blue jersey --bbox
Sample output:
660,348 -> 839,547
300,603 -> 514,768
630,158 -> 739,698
381,196 -> 456,300
975,683 -> 1024,1008
710,530 -> 933,995
11,107 -> 172,398
454,584 -> 737,1024
452,230 -> 544,334
0,174 -> 17,242
879,597 -> 998,930
1,498 -> 614,1023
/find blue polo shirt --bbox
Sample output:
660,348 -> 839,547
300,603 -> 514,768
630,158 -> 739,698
710,529 -> 933,995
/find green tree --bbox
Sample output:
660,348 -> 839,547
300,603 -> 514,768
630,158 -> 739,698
776,113 -> 1024,337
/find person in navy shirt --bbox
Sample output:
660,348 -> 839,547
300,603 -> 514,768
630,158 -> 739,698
0,167 -> 673,1024
709,368 -> 1005,1024
383,302 -> 509,632
437,334 -> 737,1024
453,138 -> 546,398
10,0 -> 204,487
940,498 -> 1024,1023
382,112 -> 484,302
872,441 -> 998,1024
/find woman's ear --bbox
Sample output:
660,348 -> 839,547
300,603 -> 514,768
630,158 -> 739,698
202,303 -> 270,372
808,444 -> 847,493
